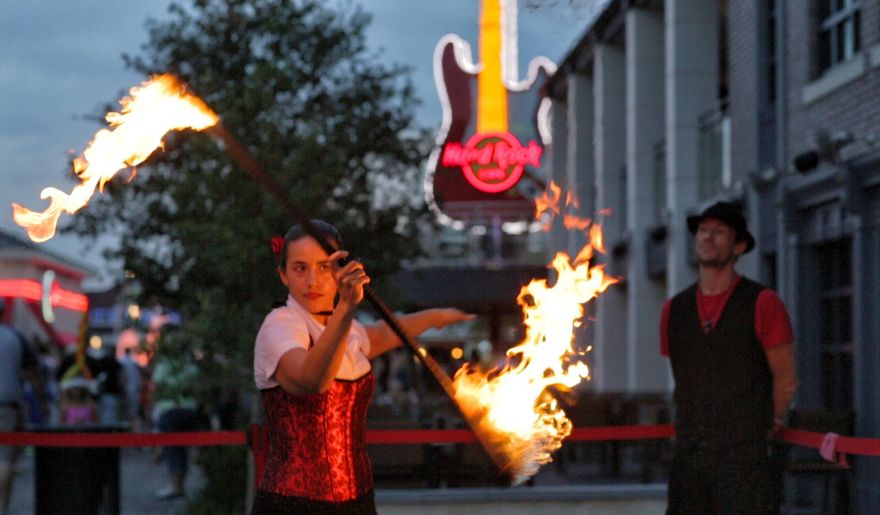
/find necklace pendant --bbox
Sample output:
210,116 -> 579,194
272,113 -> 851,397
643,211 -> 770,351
703,320 -> 713,331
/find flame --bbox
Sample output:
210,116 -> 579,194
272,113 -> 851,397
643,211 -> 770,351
452,219 -> 617,484
534,180 -> 561,220
12,74 -> 219,242
565,190 -> 580,210
535,181 -> 597,233
562,214 -> 591,232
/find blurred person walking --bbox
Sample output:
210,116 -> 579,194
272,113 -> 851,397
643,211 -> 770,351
151,356 -> 201,500
0,298 -> 45,515
119,347 -> 144,430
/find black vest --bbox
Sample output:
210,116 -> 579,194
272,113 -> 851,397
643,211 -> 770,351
668,277 -> 773,446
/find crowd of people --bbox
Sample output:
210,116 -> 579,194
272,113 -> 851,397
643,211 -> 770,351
10,340 -> 148,431
0,311 -> 224,506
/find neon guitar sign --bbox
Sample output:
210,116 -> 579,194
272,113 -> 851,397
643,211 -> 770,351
442,132 -> 543,193
425,0 -> 556,225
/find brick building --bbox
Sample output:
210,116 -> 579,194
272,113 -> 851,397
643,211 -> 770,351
544,0 -> 880,511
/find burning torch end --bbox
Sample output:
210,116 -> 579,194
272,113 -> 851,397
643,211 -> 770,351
455,400 -> 521,485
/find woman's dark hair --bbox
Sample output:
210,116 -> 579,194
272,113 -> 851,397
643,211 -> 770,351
278,219 -> 343,267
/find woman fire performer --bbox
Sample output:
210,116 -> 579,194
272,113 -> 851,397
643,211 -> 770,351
251,220 -> 472,515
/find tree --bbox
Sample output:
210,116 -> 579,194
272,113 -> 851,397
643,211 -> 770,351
68,0 -> 427,395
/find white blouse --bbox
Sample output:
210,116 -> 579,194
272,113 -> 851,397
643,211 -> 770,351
253,295 -> 372,390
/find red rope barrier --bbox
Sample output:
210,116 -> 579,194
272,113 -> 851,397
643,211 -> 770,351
776,427 -> 880,457
569,424 -> 676,441
1,425 -> 879,459
0,431 -> 245,448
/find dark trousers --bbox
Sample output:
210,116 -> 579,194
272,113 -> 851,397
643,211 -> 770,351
251,489 -> 376,515
667,439 -> 779,515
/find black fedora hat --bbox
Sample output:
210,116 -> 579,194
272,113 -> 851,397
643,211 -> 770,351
686,201 -> 755,253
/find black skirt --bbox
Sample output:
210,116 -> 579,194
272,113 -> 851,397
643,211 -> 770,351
251,489 -> 377,515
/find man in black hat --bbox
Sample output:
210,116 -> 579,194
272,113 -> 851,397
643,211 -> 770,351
660,201 -> 798,514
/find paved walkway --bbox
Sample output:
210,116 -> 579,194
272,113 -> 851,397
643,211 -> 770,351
8,446 -> 205,515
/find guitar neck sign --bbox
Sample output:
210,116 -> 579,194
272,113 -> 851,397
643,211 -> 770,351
425,0 -> 556,224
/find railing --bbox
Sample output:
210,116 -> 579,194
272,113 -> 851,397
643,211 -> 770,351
2,422 -> 878,513
3,424 -> 877,458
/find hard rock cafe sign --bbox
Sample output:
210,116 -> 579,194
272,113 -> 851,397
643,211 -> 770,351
442,132 -> 543,194
424,0 -> 556,225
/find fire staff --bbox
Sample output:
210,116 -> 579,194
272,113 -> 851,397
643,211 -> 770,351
660,202 -> 798,514
251,220 -> 472,515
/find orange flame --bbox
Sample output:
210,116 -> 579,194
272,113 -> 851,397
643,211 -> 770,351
534,180 -> 561,220
12,74 -> 219,242
452,221 -> 617,484
562,214 -> 591,232
536,181 -> 598,233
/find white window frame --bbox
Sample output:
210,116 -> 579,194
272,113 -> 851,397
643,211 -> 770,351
818,0 -> 862,71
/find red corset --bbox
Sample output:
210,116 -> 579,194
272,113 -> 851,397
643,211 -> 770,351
258,372 -> 374,502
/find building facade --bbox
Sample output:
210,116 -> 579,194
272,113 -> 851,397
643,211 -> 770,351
543,0 -> 880,511
0,229 -> 91,347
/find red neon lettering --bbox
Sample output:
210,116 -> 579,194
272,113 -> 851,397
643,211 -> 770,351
442,139 -> 543,170
492,141 -> 543,169
442,143 -> 495,167
477,167 -> 506,180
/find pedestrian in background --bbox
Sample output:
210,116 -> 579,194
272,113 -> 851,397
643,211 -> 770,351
151,356 -> 200,501
0,298 -> 45,515
58,376 -> 98,426
119,347 -> 144,430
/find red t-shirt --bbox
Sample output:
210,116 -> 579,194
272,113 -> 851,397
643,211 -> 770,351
660,278 -> 794,356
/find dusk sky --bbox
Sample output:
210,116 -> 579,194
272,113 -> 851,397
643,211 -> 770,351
0,0 -> 601,287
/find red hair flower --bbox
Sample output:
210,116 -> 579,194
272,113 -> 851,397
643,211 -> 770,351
270,235 -> 285,260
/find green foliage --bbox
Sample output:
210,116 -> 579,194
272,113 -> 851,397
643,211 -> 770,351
66,0 -> 428,395
182,446 -> 248,515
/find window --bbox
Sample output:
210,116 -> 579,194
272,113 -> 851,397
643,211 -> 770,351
757,0 -> 778,167
765,0 -> 777,104
816,239 -> 853,412
817,0 -> 861,73
653,140 -> 667,223
618,163 -> 628,234
697,100 -> 731,199
763,253 -> 778,291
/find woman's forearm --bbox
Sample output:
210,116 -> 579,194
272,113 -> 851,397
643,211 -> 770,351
277,307 -> 356,394
366,308 -> 474,359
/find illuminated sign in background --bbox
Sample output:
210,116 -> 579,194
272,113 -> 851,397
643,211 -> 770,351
0,276 -> 88,345
424,0 -> 556,227
0,278 -> 88,313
